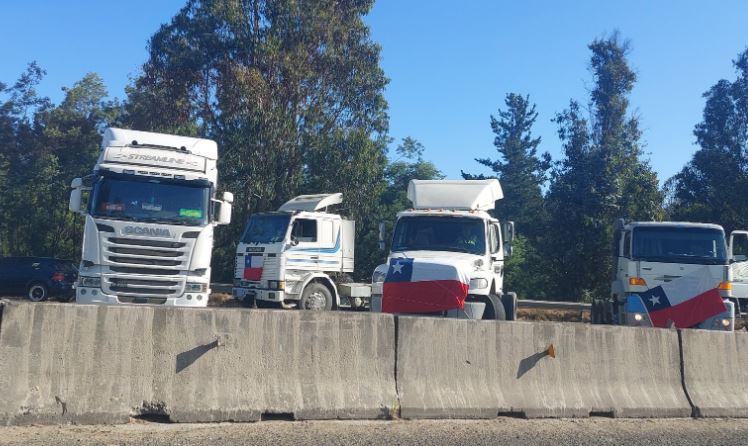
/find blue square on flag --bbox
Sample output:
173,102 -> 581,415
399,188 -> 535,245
385,258 -> 414,282
638,286 -> 671,312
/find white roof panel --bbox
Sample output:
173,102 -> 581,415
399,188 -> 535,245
102,128 -> 218,160
407,180 -> 503,211
278,193 -> 343,212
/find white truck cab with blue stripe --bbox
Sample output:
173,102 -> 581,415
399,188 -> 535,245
232,193 -> 370,310
594,220 -> 743,331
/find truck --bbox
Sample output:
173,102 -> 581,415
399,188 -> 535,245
232,193 -> 370,310
593,220 -> 746,331
370,179 -> 517,320
68,128 -> 233,307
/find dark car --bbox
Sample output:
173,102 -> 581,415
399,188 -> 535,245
0,257 -> 78,302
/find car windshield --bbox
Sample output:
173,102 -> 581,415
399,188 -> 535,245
90,174 -> 210,226
391,216 -> 486,255
632,226 -> 728,265
241,214 -> 291,244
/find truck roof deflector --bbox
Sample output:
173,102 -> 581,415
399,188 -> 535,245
407,180 -> 503,211
278,193 -> 344,212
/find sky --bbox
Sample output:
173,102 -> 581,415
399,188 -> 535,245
1,0 -> 747,183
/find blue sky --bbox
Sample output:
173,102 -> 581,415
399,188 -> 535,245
2,1 -> 747,183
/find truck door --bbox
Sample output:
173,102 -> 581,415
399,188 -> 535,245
729,230 -> 748,315
489,223 -> 503,290
288,217 -> 322,271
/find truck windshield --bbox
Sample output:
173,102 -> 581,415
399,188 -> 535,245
391,216 -> 486,255
241,214 -> 291,244
90,174 -> 210,226
632,226 -> 728,265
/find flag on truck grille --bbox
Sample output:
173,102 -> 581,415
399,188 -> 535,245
382,258 -> 470,313
632,266 -> 726,328
243,254 -> 263,281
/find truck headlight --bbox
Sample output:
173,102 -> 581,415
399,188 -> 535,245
372,267 -> 387,284
186,282 -> 207,292
268,280 -> 285,290
469,278 -> 489,289
720,318 -> 732,329
633,313 -> 643,322
79,276 -> 101,288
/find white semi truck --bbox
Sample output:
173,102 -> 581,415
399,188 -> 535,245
232,193 -> 370,310
594,220 -> 747,331
69,128 -> 233,307
370,179 -> 517,320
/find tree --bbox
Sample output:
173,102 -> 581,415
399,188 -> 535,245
123,0 -> 389,281
0,65 -> 118,260
462,93 -> 550,238
545,34 -> 662,300
666,47 -> 748,233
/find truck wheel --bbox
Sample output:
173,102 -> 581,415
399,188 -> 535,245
300,283 -> 333,311
502,292 -> 517,321
28,283 -> 48,302
481,294 -> 506,321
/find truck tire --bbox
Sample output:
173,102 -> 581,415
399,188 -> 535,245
481,294 -> 506,321
502,292 -> 517,321
300,283 -> 333,311
27,283 -> 48,302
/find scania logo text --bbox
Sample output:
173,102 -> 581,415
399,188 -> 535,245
123,226 -> 172,238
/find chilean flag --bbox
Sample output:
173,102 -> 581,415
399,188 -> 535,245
243,255 -> 264,281
382,258 -> 470,313
634,266 -> 726,328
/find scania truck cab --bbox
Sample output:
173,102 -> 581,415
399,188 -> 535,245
69,128 -> 233,307
595,220 -> 745,331
370,180 -> 516,320
233,193 -> 370,310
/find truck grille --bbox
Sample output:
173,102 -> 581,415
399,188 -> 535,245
102,235 -> 192,301
105,237 -> 188,270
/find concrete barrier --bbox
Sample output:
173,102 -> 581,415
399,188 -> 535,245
0,301 -> 396,425
396,317 -> 691,418
680,329 -> 748,417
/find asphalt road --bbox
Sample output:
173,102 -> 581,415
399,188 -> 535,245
1,418 -> 747,446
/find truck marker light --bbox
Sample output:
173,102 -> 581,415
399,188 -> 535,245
718,281 -> 732,291
628,277 -> 646,286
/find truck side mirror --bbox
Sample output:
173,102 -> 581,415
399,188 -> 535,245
215,200 -> 232,225
504,244 -> 513,257
222,191 -> 234,204
503,221 -> 515,243
69,178 -> 83,214
378,221 -> 386,251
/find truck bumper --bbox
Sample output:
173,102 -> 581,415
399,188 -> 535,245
233,287 -> 286,303
75,287 -> 209,307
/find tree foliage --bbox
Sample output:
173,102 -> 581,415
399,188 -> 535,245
123,0 -> 389,281
666,47 -> 748,233
544,34 -> 662,300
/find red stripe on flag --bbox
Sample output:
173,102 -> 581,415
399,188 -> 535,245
244,267 -> 263,281
382,280 -> 469,313
649,288 -> 726,328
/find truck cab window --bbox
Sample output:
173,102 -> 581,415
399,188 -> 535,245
292,218 -> 317,242
623,231 -> 631,258
489,225 -> 499,254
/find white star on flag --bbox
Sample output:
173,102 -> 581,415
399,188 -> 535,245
649,294 -> 661,306
391,262 -> 404,274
